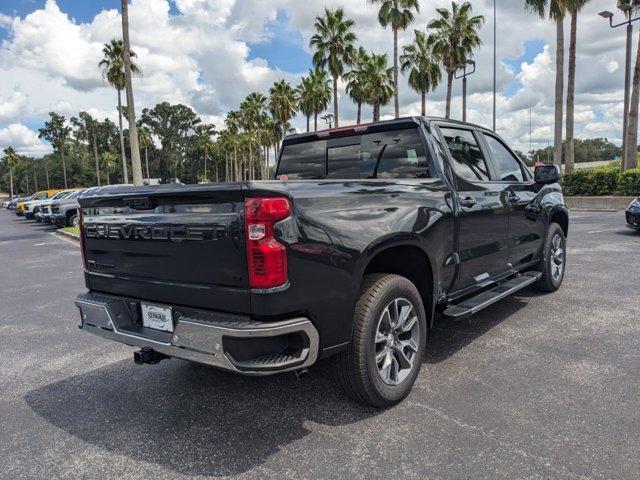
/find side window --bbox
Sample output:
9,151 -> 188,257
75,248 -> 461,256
277,140 -> 327,179
373,129 -> 432,179
483,134 -> 525,182
440,127 -> 490,182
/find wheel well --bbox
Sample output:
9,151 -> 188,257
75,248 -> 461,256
550,210 -> 569,238
363,245 -> 434,327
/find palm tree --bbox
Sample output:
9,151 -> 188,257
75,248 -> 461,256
401,30 -> 442,116
428,2 -> 484,119
99,38 -> 141,184
564,0 -> 590,173
296,74 -> 315,132
310,8 -> 357,128
309,68 -> 333,130
362,53 -> 395,122
344,48 -> 370,124
193,123 -> 216,182
120,0 -> 144,186
370,0 -> 420,118
3,147 -> 19,199
525,0 -> 567,167
269,80 -> 298,153
240,93 -> 267,180
620,0 -> 640,169
137,125 -> 152,183
101,151 -> 118,185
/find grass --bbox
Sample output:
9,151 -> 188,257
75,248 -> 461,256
59,226 -> 79,238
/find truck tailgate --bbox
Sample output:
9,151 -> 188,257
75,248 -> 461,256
79,184 -> 250,313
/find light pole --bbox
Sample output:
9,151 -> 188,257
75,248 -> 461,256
321,113 -> 334,129
599,9 -> 640,170
455,60 -> 476,122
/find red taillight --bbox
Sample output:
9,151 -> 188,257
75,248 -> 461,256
244,197 -> 291,289
78,207 -> 88,270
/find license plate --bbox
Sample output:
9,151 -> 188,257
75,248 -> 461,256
141,303 -> 174,332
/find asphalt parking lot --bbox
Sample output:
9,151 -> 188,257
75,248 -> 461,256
0,210 -> 638,479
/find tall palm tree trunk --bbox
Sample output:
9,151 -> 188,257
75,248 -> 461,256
9,167 -> 14,198
332,74 -> 339,127
92,129 -> 101,186
393,27 -> 399,118
121,0 -> 143,186
373,102 -> 380,123
44,161 -> 50,188
306,115 -> 310,132
314,113 -> 318,131
553,17 -> 565,168
34,170 -> 38,191
117,89 -> 129,183
61,147 -> 68,188
626,26 -> 640,170
565,10 -> 577,174
356,102 -> 362,124
421,90 -> 426,116
445,71 -> 454,119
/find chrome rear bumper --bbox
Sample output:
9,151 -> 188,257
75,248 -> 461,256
75,292 -> 319,375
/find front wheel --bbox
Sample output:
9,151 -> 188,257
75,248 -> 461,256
534,222 -> 566,292
68,213 -> 79,228
334,274 -> 427,407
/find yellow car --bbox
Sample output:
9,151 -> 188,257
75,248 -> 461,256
16,189 -> 61,217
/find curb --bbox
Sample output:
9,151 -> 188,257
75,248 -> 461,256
57,229 -> 79,242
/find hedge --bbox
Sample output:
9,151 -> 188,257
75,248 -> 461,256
562,164 -> 640,196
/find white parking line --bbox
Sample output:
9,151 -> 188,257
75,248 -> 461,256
49,232 -> 79,247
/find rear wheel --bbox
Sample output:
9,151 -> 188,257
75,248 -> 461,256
334,274 -> 427,407
534,222 -> 566,292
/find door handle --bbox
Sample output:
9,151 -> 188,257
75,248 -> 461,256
460,196 -> 477,208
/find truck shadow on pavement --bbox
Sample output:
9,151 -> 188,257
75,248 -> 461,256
24,293 -> 531,477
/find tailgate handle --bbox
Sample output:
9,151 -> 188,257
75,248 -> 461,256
127,197 -> 156,210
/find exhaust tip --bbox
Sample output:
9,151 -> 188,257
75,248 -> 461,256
294,367 -> 309,379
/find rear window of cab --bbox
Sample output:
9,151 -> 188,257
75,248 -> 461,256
277,128 -> 432,180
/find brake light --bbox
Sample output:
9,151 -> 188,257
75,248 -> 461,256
78,207 -> 88,270
244,197 -> 291,289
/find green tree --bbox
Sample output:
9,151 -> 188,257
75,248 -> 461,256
296,74 -> 315,132
71,111 -> 101,186
137,124 -> 153,183
38,112 -> 71,188
269,79 -> 298,153
525,0 -> 567,168
99,38 -> 141,183
344,48 -> 371,124
428,1 -> 484,119
193,123 -> 216,182
369,0 -> 420,119
401,30 -> 442,116
100,151 -> 118,185
310,8 -> 357,128
362,53 -> 395,122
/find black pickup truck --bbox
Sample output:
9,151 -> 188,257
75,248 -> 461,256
75,117 -> 568,407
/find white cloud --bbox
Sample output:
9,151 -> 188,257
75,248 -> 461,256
0,0 -> 631,156
0,123 -> 52,156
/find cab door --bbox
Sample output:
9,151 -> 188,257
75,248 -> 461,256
479,132 -> 546,268
438,125 -> 510,292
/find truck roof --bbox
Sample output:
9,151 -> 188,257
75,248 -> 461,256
282,116 -> 494,144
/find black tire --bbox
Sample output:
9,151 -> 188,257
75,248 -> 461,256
534,222 -> 566,292
68,213 -> 78,228
333,274 -> 427,407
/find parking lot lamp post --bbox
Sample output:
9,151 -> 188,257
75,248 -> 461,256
455,60 -> 476,123
599,9 -> 640,170
322,113 -> 334,129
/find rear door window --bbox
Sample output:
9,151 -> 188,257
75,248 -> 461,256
440,127 -> 491,182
